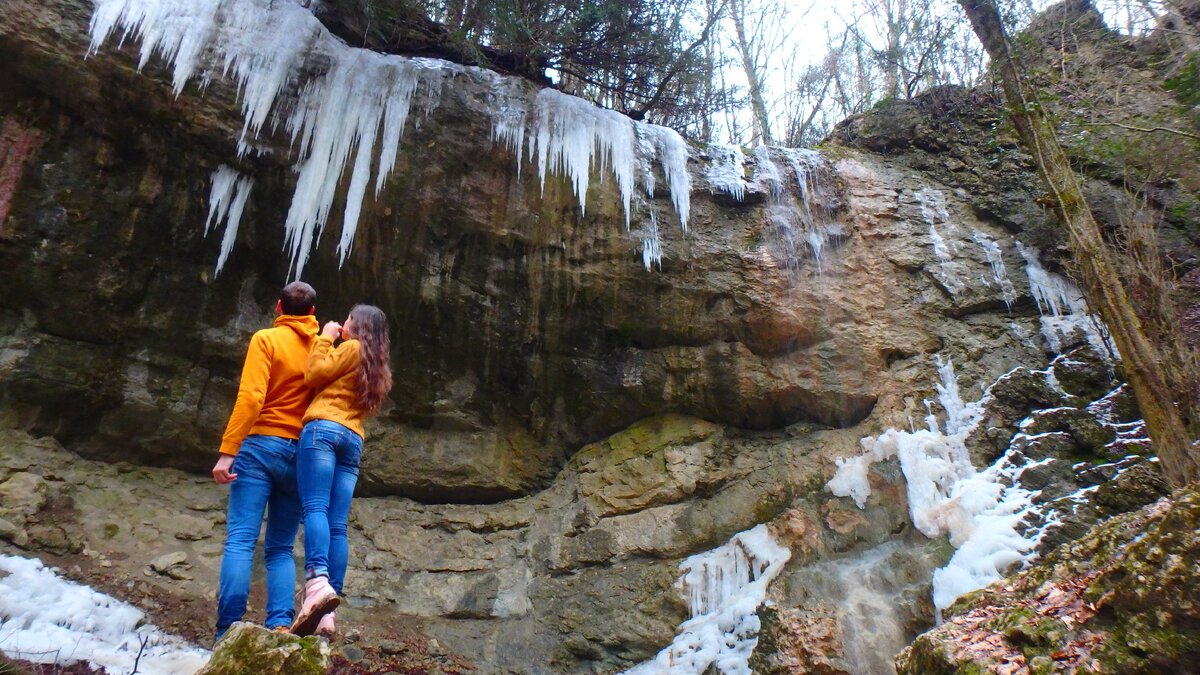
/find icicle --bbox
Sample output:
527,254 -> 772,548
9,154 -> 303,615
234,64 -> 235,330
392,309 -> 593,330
704,144 -> 747,201
641,209 -> 663,271
89,0 -> 695,275
638,125 -> 692,232
1015,242 -> 1115,356
622,525 -> 791,675
972,231 -> 1016,309
205,165 -> 253,277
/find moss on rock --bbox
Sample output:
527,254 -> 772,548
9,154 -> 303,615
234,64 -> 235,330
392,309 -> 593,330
896,486 -> 1200,674
195,622 -> 330,675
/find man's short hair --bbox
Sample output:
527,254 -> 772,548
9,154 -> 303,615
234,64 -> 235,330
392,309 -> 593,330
279,281 -> 316,315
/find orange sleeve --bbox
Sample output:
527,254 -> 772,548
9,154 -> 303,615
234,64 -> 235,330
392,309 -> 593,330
305,337 -> 357,389
219,331 -> 273,456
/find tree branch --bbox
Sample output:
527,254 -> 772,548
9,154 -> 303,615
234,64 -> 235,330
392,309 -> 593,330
1079,120 -> 1200,141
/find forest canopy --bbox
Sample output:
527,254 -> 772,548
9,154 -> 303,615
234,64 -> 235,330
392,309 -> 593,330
314,0 -> 1174,144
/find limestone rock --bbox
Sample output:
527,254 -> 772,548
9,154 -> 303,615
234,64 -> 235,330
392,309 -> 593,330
197,622 -> 330,675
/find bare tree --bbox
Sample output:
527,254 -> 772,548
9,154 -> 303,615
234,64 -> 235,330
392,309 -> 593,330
725,0 -> 793,144
957,0 -> 1200,486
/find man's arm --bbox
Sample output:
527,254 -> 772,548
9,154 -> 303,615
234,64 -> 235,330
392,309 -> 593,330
217,332 -> 273,458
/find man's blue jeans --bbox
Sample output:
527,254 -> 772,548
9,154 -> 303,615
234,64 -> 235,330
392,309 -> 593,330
216,435 -> 301,637
296,419 -> 363,594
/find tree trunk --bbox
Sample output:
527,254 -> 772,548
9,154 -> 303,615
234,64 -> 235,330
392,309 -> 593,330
957,0 -> 1200,486
729,0 -> 774,144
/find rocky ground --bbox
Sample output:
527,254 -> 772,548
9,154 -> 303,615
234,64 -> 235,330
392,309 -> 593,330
896,484 -> 1200,674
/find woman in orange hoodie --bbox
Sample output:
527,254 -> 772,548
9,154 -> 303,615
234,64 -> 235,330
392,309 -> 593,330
290,304 -> 392,636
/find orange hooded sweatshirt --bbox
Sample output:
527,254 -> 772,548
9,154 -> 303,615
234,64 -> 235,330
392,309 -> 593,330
219,314 -> 320,456
302,336 -> 366,439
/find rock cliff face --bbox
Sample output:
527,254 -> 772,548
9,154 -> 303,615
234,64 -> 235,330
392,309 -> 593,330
0,0 -> 1193,673
1,0 -> 1044,501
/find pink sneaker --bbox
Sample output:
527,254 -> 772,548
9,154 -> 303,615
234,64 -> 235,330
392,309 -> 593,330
290,576 -> 339,636
315,611 -> 335,638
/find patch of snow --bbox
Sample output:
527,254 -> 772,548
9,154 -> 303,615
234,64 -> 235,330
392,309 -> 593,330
0,555 -> 209,674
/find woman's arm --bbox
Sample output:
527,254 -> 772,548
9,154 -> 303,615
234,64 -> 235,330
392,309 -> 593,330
305,335 -> 358,389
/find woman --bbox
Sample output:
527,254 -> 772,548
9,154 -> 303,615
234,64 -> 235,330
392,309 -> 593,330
291,304 -> 392,636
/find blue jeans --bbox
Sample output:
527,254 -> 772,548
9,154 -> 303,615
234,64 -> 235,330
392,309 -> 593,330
216,435 -> 301,637
297,419 -> 363,593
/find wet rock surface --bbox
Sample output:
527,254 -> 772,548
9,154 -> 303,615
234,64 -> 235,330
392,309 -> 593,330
2,0 -> 1051,504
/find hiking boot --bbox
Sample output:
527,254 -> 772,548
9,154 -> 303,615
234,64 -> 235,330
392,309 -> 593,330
315,611 -> 335,638
290,575 -> 339,636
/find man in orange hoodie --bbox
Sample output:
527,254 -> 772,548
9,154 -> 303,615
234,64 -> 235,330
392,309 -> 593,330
211,281 -> 319,638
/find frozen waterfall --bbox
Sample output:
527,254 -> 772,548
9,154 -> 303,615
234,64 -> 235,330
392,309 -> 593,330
623,524 -> 791,675
88,0 -> 692,277
915,187 -> 966,295
827,358 -> 1051,613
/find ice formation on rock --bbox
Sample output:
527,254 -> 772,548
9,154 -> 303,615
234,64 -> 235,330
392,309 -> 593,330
827,358 -> 1051,612
973,231 -> 1017,309
1016,242 -> 1114,356
705,144 -> 748,202
749,146 -> 842,272
623,524 -> 791,675
0,555 -> 209,674
205,165 -> 254,276
88,0 -> 693,277
914,187 -> 967,295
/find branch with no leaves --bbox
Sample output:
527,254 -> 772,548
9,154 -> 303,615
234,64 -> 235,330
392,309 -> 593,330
1080,120 -> 1200,141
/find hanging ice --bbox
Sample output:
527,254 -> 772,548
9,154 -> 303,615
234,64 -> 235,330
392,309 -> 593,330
972,231 -> 1016,309
623,524 -> 791,675
205,165 -> 254,277
915,187 -> 965,294
827,358 -> 1050,612
0,555 -> 209,675
1016,242 -> 1114,356
751,146 -> 842,273
779,147 -> 823,206
88,0 -> 694,278
751,145 -> 784,201
704,144 -> 748,201
641,210 -> 663,271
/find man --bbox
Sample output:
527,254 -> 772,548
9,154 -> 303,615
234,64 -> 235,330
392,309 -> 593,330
212,281 -> 318,638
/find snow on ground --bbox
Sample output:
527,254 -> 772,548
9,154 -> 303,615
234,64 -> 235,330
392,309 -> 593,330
0,554 -> 209,674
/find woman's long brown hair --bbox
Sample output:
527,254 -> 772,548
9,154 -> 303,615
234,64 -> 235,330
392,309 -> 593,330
348,304 -> 392,416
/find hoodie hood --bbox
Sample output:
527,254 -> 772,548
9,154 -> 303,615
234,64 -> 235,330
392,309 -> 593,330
274,313 -> 320,339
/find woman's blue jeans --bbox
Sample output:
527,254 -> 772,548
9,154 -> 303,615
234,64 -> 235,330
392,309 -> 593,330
216,435 -> 301,637
296,419 -> 363,593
